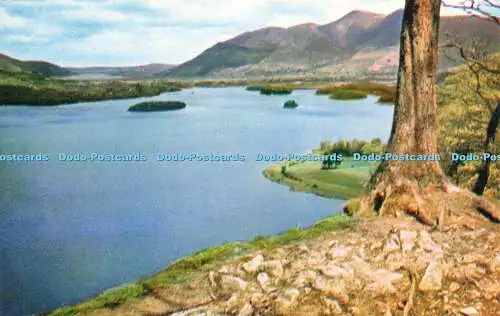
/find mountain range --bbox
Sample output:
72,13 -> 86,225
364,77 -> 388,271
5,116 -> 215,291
1,9 -> 498,80
0,53 -> 174,80
66,64 -> 176,79
162,9 -> 499,79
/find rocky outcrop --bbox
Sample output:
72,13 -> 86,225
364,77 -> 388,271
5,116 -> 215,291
78,218 -> 500,315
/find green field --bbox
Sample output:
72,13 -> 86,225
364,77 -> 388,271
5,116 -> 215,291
263,157 -> 376,200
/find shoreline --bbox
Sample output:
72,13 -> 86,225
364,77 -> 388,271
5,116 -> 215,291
263,159 -> 374,200
47,214 -> 354,316
0,73 -> 397,106
47,156 -> 371,315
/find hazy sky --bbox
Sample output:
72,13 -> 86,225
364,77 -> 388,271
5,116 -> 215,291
0,0 -> 468,67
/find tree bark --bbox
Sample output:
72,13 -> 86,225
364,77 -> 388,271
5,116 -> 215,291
473,101 -> 500,195
358,0 -> 445,222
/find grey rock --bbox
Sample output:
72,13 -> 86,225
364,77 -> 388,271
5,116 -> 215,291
264,260 -> 284,279
459,306 -> 479,315
294,270 -> 318,287
418,231 -> 443,258
242,255 -> 264,273
221,275 -> 248,291
330,245 -> 351,259
238,303 -> 254,316
419,259 -> 443,292
320,262 -> 353,279
257,272 -> 274,293
383,234 -> 400,253
399,230 -> 418,252
275,288 -> 300,314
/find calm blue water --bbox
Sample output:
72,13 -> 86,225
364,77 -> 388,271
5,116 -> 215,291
0,87 -> 393,315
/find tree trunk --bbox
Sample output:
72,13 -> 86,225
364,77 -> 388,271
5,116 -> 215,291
473,101 -> 500,195
357,0 -> 445,223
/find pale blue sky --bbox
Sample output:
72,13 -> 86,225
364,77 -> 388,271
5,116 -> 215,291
0,0 -> 468,67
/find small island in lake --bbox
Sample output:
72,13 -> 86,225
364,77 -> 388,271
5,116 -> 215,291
127,101 -> 186,112
283,100 -> 298,108
246,85 -> 293,95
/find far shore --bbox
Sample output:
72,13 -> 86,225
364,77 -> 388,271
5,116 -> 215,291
0,77 -> 396,106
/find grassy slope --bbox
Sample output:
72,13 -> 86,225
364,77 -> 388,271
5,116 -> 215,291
263,158 -> 375,199
48,215 -> 354,316
0,53 -> 72,76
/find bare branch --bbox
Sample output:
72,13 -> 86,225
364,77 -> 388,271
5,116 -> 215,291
443,1 -> 500,25
441,41 -> 500,74
484,0 -> 500,9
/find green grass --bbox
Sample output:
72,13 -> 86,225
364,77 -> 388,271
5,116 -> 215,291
48,214 -> 354,316
48,284 -> 146,316
328,89 -> 367,100
343,198 -> 361,215
260,86 -> 292,95
263,158 -> 376,200
316,86 -> 343,95
245,84 -> 294,95
250,214 -> 353,249
316,81 -> 396,104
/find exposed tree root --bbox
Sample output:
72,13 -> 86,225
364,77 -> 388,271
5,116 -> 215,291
403,181 -> 436,226
357,176 -> 499,227
470,195 -> 499,223
444,183 -> 500,223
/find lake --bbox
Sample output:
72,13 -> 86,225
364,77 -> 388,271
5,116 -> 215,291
0,87 -> 393,315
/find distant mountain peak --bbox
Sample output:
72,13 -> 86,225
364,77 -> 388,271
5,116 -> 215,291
288,23 -> 319,30
162,10 -> 499,79
343,9 -> 382,17
336,9 -> 386,23
384,9 -> 405,21
317,10 -> 385,48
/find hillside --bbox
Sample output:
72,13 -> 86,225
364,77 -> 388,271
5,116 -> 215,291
49,210 -> 500,316
162,9 -> 499,79
165,42 -> 275,78
67,63 -> 176,79
317,10 -> 386,50
0,53 -> 73,77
